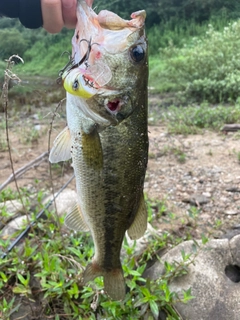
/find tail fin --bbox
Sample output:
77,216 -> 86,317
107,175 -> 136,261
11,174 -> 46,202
104,269 -> 126,300
82,262 -> 126,300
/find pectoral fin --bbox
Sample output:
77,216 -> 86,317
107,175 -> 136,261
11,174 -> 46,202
65,203 -> 89,232
82,128 -> 103,170
49,126 -> 71,163
127,193 -> 148,240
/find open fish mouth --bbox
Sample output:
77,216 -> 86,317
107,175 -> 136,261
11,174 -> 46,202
105,99 -> 122,113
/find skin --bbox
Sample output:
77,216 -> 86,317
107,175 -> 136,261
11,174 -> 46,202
41,0 -> 94,33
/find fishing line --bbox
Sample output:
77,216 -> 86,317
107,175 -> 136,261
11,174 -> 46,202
47,98 -> 66,228
1,174 -> 75,260
2,55 -> 32,226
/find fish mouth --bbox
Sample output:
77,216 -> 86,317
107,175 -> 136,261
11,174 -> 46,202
82,74 -> 100,90
90,93 -> 134,124
105,98 -> 122,114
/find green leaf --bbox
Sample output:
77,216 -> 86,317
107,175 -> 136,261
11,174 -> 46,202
12,284 -> 31,294
17,273 -> 30,287
201,233 -> 209,245
141,287 -> 151,298
67,246 -> 82,257
150,300 -> 159,318
0,271 -> 8,282
128,269 -> 141,277
134,297 -> 149,307
183,288 -> 195,302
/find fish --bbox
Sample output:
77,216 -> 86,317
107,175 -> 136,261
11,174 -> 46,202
49,0 -> 149,300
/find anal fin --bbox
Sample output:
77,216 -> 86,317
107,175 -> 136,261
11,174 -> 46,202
49,126 -> 71,163
65,203 -> 89,232
127,193 -> 148,240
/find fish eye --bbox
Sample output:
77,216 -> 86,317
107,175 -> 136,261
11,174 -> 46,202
73,79 -> 79,90
129,45 -> 145,63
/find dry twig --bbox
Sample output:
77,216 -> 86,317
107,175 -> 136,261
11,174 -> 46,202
0,151 -> 48,191
1,55 -> 30,220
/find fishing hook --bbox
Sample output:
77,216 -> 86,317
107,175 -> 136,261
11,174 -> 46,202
57,38 -> 99,84
57,51 -> 74,84
69,37 -> 100,71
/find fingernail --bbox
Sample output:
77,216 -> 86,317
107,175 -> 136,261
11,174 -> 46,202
62,0 -> 74,8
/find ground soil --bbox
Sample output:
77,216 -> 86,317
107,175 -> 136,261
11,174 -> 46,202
0,93 -> 240,240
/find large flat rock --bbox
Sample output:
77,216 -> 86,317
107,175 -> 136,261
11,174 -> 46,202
144,235 -> 240,320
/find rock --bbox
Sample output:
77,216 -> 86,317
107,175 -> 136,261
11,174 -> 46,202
229,235 -> 240,266
43,188 -> 77,217
0,215 -> 29,256
0,199 -> 23,214
0,189 -> 77,255
0,215 -> 29,238
202,192 -> 211,198
226,187 -> 240,193
221,229 -> 240,240
182,194 -> 209,206
143,236 -> 240,320
224,210 -> 240,215
123,223 -> 161,257
10,296 -> 47,320
0,200 -> 24,229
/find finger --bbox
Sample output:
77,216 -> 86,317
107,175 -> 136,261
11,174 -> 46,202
86,0 -> 94,7
62,0 -> 77,29
41,0 -> 64,33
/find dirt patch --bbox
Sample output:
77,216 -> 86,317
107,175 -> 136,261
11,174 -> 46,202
0,95 -> 240,239
146,124 -> 240,238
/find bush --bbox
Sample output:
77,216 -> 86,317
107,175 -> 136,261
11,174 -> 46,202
163,103 -> 240,134
0,29 -> 28,60
149,21 -> 240,103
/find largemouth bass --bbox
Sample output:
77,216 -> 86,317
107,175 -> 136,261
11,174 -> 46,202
50,0 -> 148,300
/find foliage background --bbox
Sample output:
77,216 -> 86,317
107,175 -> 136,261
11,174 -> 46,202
1,1 -> 240,100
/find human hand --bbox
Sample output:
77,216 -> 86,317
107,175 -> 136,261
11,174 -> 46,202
41,0 -> 94,33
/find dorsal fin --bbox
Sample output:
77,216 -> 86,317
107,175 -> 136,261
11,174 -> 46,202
127,193 -> 148,240
65,203 -> 89,232
49,126 -> 71,163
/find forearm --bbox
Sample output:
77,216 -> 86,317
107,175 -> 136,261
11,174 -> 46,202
0,0 -> 43,29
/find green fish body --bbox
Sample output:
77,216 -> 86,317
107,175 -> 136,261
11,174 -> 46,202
50,0 -> 148,300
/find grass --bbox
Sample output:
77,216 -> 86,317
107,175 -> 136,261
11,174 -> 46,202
0,189 -> 195,319
161,103 -> 240,135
